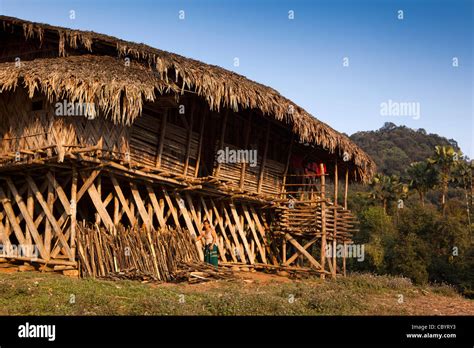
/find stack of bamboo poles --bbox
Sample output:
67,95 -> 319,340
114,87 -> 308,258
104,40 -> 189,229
76,222 -> 203,282
274,201 -> 357,240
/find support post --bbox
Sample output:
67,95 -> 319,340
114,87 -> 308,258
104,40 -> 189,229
183,104 -> 195,176
343,241 -> 347,276
281,134 -> 294,198
344,167 -> 349,210
26,186 -> 33,245
320,163 -> 327,279
214,110 -> 228,177
70,167 -> 77,255
257,123 -> 271,193
155,111 -> 168,168
239,113 -> 252,189
45,177 -> 53,255
332,160 -> 338,278
194,108 -> 206,177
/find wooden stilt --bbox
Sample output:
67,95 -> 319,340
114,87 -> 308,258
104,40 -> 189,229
281,134 -> 294,198
344,167 -> 349,210
5,178 -> 49,260
332,160 -> 338,278
146,185 -> 166,229
320,163 -> 327,279
155,111 -> 168,168
70,168 -> 78,253
194,110 -> 206,177
25,176 -> 74,260
183,105 -> 195,176
26,186 -> 33,245
214,110 -> 228,177
257,123 -> 271,193
343,241 -> 347,277
284,233 -> 323,271
240,113 -> 252,189
45,177 -> 53,255
283,236 -> 318,266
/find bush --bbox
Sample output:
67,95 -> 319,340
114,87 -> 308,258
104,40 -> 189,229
390,232 -> 430,284
350,206 -> 397,274
353,202 -> 473,292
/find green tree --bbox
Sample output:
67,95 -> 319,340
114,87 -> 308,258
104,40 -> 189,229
369,174 -> 407,214
352,206 -> 397,273
428,146 -> 460,214
407,161 -> 438,206
391,232 -> 430,284
451,160 -> 472,229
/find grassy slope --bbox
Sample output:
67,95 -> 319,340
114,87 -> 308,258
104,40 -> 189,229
0,272 -> 472,315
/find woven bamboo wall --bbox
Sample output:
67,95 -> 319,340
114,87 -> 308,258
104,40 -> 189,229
0,89 -> 288,197
0,89 -> 129,163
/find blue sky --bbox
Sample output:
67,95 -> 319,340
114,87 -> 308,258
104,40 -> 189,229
1,0 -> 472,157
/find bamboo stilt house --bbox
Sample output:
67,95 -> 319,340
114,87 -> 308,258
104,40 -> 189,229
0,16 -> 375,278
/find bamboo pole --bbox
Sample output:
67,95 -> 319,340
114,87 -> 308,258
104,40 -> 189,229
343,167 -> 349,276
257,123 -> 271,193
320,163 -> 327,279
343,241 -> 347,277
194,109 -> 206,177
25,176 -> 74,260
283,236 -> 318,266
4,178 -> 48,260
183,104 -> 195,176
26,186 -> 33,245
344,167 -> 349,210
284,233 -> 323,270
45,177 -> 53,255
155,111 -> 168,168
281,134 -> 294,198
332,160 -> 338,278
239,113 -> 252,189
71,167 -> 77,254
214,110 -> 228,177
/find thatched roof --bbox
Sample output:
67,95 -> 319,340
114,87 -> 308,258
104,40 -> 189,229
0,16 -> 376,181
0,55 -> 179,122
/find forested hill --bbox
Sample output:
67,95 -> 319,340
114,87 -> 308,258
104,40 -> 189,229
350,122 -> 461,176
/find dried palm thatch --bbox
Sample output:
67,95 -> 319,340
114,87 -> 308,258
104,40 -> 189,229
0,55 -> 180,123
0,16 -> 376,181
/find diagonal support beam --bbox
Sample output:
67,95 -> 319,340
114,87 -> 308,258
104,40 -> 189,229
229,203 -> 254,264
25,176 -> 74,260
110,174 -> 136,226
130,182 -> 153,231
0,186 -> 27,247
174,192 -> 204,261
283,236 -> 318,266
79,173 -> 114,231
146,185 -> 166,229
284,233 -> 323,271
5,178 -> 48,260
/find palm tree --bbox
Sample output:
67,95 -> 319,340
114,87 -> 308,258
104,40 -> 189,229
407,161 -> 438,206
370,174 -> 406,214
452,160 -> 472,230
428,146 -> 459,215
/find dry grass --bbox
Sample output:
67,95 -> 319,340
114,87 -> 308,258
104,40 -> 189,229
0,271 -> 471,316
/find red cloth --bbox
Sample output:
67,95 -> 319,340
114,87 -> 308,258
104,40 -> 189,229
305,162 -> 326,176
